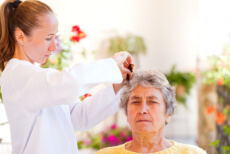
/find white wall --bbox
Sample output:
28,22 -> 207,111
42,0 -> 200,72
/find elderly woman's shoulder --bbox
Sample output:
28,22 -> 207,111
95,144 -> 125,154
174,142 -> 207,154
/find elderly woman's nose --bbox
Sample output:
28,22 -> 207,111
138,102 -> 148,114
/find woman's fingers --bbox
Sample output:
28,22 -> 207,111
113,51 -> 132,70
112,51 -> 133,81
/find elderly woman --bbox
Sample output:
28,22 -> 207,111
96,70 -> 207,154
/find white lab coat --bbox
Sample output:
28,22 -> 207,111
0,58 -> 123,154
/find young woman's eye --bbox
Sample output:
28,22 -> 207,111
45,38 -> 52,41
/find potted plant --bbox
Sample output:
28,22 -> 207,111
108,35 -> 146,55
165,65 -> 196,106
108,34 -> 146,67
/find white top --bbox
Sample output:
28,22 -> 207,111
0,58 -> 123,154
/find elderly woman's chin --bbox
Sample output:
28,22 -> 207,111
133,124 -> 164,134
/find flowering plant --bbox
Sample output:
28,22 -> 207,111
202,44 -> 230,86
77,124 -> 132,150
206,102 -> 230,153
203,45 -> 230,153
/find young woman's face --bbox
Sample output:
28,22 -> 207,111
23,13 -> 58,64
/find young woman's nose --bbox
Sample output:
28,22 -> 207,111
49,38 -> 58,51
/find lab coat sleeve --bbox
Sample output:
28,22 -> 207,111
6,58 -> 122,111
69,84 -> 123,131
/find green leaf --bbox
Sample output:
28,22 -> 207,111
223,125 -> 230,135
211,140 -> 219,147
108,35 -> 146,55
222,146 -> 230,153
164,65 -> 196,105
77,141 -> 84,150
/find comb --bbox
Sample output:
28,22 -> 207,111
127,64 -> 134,80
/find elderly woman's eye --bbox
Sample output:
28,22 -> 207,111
132,101 -> 139,104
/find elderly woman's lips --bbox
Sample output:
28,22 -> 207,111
137,120 -> 150,122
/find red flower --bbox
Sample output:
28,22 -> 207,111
71,36 -> 80,42
70,25 -> 86,42
72,25 -> 80,32
217,77 -> 224,85
79,93 -> 92,101
70,31 -> 86,42
216,111 -> 226,125
83,93 -> 92,99
206,105 -> 216,114
77,31 -> 86,38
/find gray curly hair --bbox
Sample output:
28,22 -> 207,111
120,69 -> 177,116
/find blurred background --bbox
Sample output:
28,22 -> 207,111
0,0 -> 230,153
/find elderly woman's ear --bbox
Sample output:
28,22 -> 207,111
165,115 -> 171,125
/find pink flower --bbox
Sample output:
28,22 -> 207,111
107,135 -> 117,142
101,136 -> 106,143
111,124 -> 117,130
125,136 -> 133,142
83,139 -> 91,145
120,132 -> 126,138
